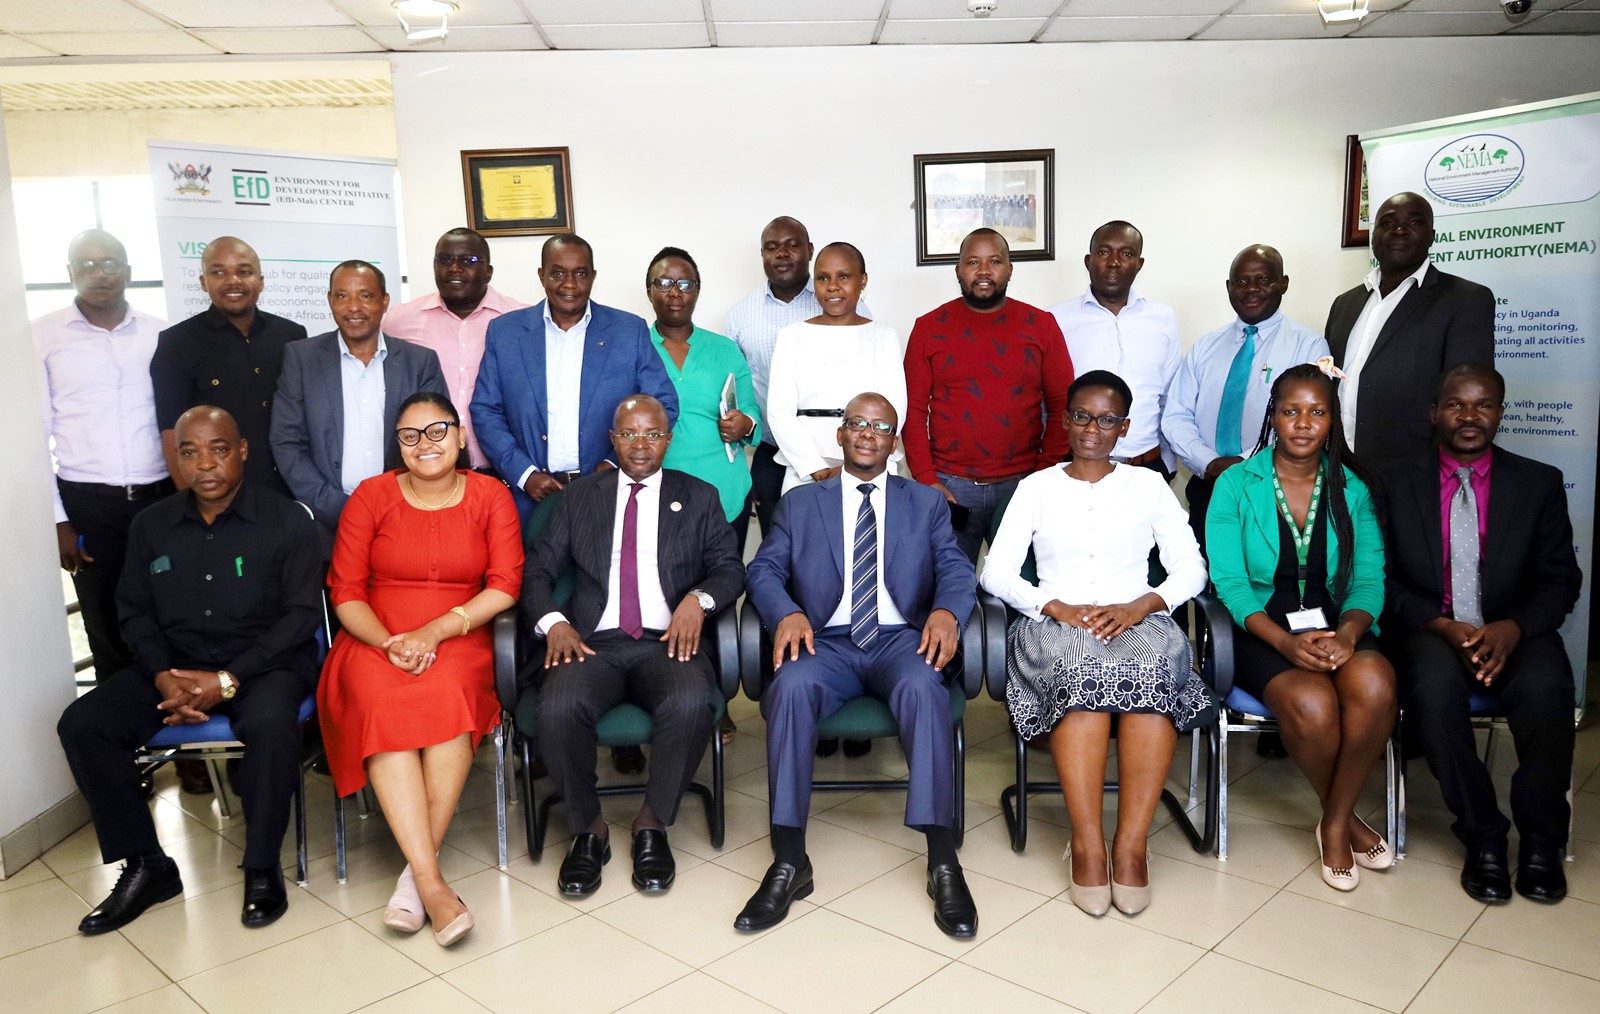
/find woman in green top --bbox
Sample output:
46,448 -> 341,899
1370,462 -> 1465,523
646,246 -> 760,549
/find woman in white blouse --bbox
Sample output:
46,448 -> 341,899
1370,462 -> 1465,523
765,242 -> 907,494
980,370 -> 1207,918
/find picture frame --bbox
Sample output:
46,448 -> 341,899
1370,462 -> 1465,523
460,146 -> 574,238
913,148 -> 1054,266
1341,134 -> 1371,250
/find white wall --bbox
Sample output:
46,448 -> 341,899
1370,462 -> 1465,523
390,37 -> 1600,343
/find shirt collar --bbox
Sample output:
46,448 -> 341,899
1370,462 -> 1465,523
421,285 -> 518,318
619,468 -> 664,493
764,280 -> 814,305
202,304 -> 264,336
844,469 -> 890,497
1236,309 -> 1283,336
339,332 -> 388,360
178,478 -> 258,524
67,301 -> 138,333
1439,447 -> 1493,481
1081,286 -> 1146,312
1363,259 -> 1431,295
650,324 -> 702,347
542,299 -> 592,331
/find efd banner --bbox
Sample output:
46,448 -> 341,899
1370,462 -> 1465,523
147,141 -> 400,336
1364,92 -> 1600,708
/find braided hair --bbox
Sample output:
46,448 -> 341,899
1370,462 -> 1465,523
1251,363 -> 1383,604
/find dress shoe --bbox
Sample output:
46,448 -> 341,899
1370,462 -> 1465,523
79,857 -> 182,935
815,738 -> 840,758
557,833 -> 611,896
926,863 -> 978,938
1515,845 -> 1567,903
631,828 -> 676,892
176,759 -> 213,796
1255,731 -> 1289,759
1460,845 -> 1512,903
1111,856 -> 1153,916
433,895 -> 474,946
612,746 -> 646,775
241,866 -> 288,928
734,861 -> 814,931
383,865 -> 425,933
842,738 -> 873,758
1315,821 -> 1359,892
1064,845 -> 1110,917
1350,815 -> 1395,871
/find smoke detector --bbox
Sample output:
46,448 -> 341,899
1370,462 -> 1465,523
967,1 -> 998,17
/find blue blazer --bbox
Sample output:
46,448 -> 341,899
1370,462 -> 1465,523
747,473 -> 976,634
470,300 -> 679,508
269,331 -> 445,530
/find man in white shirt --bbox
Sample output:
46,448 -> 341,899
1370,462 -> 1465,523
34,229 -> 170,680
1049,221 -> 1181,479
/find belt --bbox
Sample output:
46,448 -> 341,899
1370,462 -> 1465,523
949,469 -> 1034,486
1112,446 -> 1162,467
58,478 -> 173,502
795,408 -> 844,417
549,470 -> 583,484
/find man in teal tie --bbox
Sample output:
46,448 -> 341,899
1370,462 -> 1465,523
1161,244 -> 1329,552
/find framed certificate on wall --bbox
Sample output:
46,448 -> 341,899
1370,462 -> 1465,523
460,146 -> 574,237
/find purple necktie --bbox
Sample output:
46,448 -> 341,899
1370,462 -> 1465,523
619,482 -> 645,639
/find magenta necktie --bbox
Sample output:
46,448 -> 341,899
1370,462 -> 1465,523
619,482 -> 645,639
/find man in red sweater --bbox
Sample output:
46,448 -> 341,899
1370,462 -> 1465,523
903,228 -> 1075,562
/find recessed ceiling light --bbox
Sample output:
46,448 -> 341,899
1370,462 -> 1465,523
393,0 -> 458,41
1318,0 -> 1370,23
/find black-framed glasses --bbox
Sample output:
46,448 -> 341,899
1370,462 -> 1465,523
71,258 -> 125,274
433,254 -> 483,268
842,417 -> 895,435
1068,409 -> 1128,431
397,421 -> 456,445
613,429 -> 671,443
648,277 -> 700,293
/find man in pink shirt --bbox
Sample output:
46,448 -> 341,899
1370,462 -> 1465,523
383,228 -> 526,474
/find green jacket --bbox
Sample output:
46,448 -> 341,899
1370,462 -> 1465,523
1205,448 -> 1384,631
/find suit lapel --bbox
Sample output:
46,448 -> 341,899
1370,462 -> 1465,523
592,470 -> 619,581
319,336 -> 345,454
1482,450 -> 1516,602
1412,455 -> 1445,598
522,302 -> 550,429
1366,265 -> 1437,364
816,477 -> 845,583
1244,455 -> 1280,550
577,312 -> 615,448
380,337 -> 403,470
655,470 -> 684,591
884,476 -> 910,574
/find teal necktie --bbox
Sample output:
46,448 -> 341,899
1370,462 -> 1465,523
1214,324 -> 1258,458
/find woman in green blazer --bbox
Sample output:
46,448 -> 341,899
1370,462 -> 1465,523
1206,362 -> 1396,893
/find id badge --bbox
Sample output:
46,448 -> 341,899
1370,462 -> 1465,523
1286,607 -> 1328,633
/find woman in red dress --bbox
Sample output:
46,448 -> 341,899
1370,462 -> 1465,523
318,392 -> 522,946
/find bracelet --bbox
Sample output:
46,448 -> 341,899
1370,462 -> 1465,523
450,606 -> 471,636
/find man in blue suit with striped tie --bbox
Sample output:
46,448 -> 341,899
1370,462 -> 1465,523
738,392 -> 978,938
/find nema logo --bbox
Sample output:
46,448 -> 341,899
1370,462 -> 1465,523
1425,133 -> 1524,206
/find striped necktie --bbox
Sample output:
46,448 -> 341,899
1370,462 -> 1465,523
1449,466 -> 1484,627
850,483 -> 879,649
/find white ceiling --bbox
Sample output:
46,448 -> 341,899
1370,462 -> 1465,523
0,0 -> 1593,58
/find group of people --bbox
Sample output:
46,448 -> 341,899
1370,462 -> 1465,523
36,187 -> 1579,950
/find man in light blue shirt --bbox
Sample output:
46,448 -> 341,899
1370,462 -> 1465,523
1161,244 -> 1328,549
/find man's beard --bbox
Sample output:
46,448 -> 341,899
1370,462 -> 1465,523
961,280 -> 1008,311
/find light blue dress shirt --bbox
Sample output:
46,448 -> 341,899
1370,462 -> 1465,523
543,300 -> 593,474
339,333 -> 388,494
1161,310 -> 1329,477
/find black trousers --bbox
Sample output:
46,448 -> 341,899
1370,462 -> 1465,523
535,629 -> 717,834
57,481 -> 171,680
748,442 -> 784,540
1184,474 -> 1215,558
1401,629 -> 1575,850
57,664 -> 312,868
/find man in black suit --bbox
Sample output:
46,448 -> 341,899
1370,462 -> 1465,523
1381,363 -> 1581,904
522,394 -> 744,897
1326,192 -> 1495,468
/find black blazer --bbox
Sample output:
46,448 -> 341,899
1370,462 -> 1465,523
1379,445 -> 1580,640
521,468 -> 745,639
1325,266 -> 1495,469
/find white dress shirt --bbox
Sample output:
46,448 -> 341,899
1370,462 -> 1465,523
338,333 -> 388,495
1048,287 -> 1182,467
518,300 -> 593,488
980,464 -> 1205,620
765,319 -> 907,494
825,470 -> 909,630
536,469 -> 672,636
1161,311 -> 1330,476
33,302 -> 169,523
1339,259 -> 1432,452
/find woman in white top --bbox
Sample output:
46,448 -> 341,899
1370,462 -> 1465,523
980,370 -> 1207,919
765,242 -> 907,494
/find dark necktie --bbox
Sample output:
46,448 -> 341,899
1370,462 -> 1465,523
620,482 -> 645,639
851,482 -> 879,649
1449,466 -> 1484,627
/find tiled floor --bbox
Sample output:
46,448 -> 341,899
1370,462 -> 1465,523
5,696 -> 1600,1014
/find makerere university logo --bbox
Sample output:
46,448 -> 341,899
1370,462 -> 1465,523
1424,133 -> 1524,207
167,160 -> 212,197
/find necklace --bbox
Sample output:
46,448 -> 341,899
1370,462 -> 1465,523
407,473 -> 462,510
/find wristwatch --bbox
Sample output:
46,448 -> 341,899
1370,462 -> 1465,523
216,670 -> 238,700
690,589 -> 715,612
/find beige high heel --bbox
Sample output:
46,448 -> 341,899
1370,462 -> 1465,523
1111,854 -> 1152,916
382,865 -> 425,933
1065,843 -> 1111,917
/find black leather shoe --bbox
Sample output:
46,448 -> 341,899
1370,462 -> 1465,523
79,857 -> 182,935
1461,846 -> 1513,903
631,829 -> 675,892
1516,845 -> 1568,903
558,833 -> 612,896
927,863 -> 978,939
815,738 -> 840,758
612,747 -> 646,775
842,738 -> 873,759
734,861 -> 814,931
241,866 -> 288,928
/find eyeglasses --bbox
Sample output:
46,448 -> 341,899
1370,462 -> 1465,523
397,421 -> 456,445
648,277 -> 700,293
842,417 -> 895,435
71,258 -> 125,274
1068,409 -> 1128,431
613,430 -> 671,443
433,254 -> 483,268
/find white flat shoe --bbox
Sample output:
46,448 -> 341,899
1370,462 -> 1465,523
383,865 -> 425,933
1316,821 -> 1360,892
1350,815 -> 1395,871
1065,843 -> 1111,917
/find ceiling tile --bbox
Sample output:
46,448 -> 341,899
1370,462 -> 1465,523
20,30 -> 221,56
879,16 -> 1046,41
713,0 -> 885,20
365,25 -> 548,49
1196,13 -> 1361,37
1507,10 -> 1600,30
1038,15 -> 1214,39
192,26 -> 386,53
0,34 -> 57,57
1401,0 -> 1528,10
337,0 -> 533,27
714,21 -> 879,45
1228,0 -> 1405,11
542,22 -> 712,48
0,0 -> 168,33
1055,0 -> 1229,15
1569,0 -> 1600,9
134,0 -> 352,28
524,0 -> 706,26
888,0 -> 1065,17
1351,11 -> 1519,34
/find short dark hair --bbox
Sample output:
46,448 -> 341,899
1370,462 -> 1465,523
646,246 -> 699,282
1434,361 -> 1505,403
542,233 -> 594,267
960,227 -> 1010,258
397,390 -> 459,426
1068,369 -> 1133,416
330,259 -> 386,294
1089,220 -> 1143,253
438,227 -> 490,261
817,240 -> 866,273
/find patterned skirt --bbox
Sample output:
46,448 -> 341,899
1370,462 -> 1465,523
1005,611 -> 1210,739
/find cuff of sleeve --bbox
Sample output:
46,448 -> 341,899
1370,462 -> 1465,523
137,652 -> 174,680
535,611 -> 568,638
516,465 -> 538,490
225,650 -> 266,681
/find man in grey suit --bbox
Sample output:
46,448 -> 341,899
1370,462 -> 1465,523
523,395 -> 744,898
270,260 -> 446,533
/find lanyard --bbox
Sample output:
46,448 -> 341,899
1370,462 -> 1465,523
1271,464 -> 1324,604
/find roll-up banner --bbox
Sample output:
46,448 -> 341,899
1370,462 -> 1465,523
147,141 -> 400,335
1363,92 -> 1600,707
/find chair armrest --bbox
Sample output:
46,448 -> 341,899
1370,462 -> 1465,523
979,591 -> 1010,702
1194,590 -> 1235,698
493,609 -> 520,713
739,598 -> 769,702
712,605 -> 740,701
957,602 -> 983,699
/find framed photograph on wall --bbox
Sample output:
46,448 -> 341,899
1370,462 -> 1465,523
461,146 -> 573,237
913,148 -> 1054,266
1341,135 -> 1371,249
